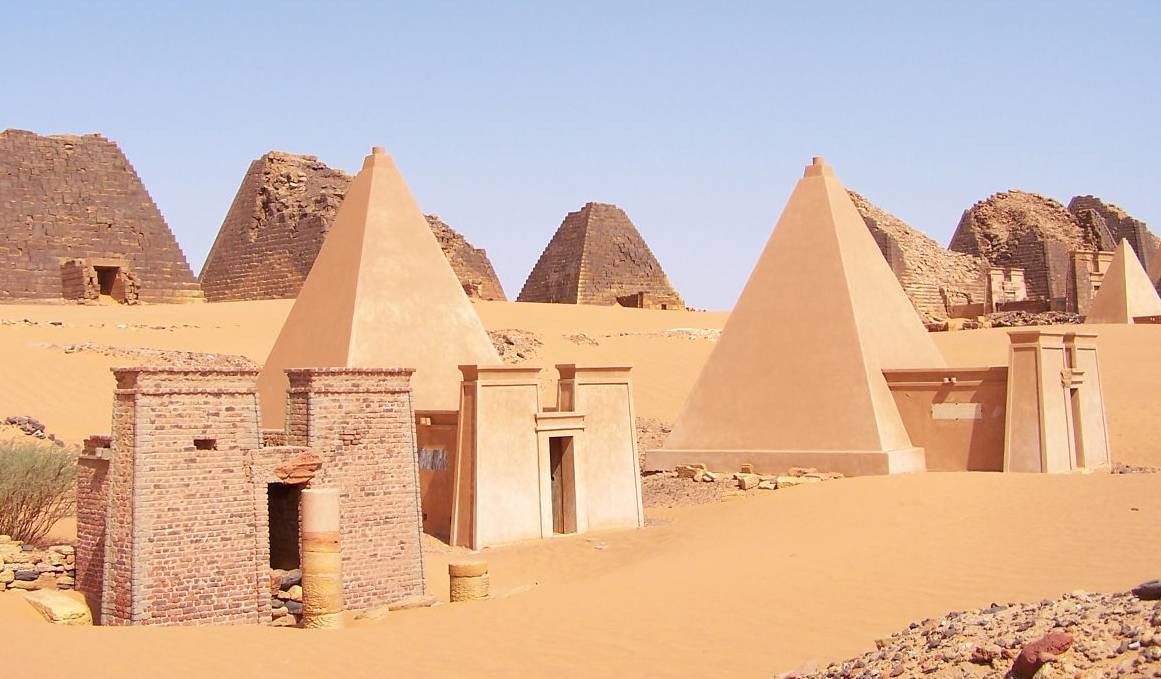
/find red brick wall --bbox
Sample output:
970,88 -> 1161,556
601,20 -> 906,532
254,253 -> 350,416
75,450 -> 109,622
103,368 -> 264,625
286,368 -> 426,611
0,129 -> 202,302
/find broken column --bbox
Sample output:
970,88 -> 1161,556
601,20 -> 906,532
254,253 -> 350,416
448,561 -> 489,602
300,487 -> 344,628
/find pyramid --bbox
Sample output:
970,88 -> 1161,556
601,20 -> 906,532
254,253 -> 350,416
257,147 -> 499,426
0,129 -> 202,302
1085,239 -> 1161,324
517,202 -> 683,308
648,158 -> 945,477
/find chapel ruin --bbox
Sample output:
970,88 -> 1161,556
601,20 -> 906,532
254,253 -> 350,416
198,150 -> 506,302
649,158 -> 1114,477
0,129 -> 203,303
517,202 -> 684,309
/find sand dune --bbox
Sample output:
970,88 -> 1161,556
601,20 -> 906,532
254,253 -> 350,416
3,473 -> 1158,678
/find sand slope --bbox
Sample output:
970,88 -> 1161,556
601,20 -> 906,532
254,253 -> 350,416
3,473 -> 1159,678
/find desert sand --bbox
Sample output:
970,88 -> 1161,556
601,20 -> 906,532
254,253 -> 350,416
2,301 -> 1160,677
1,473 -> 1158,678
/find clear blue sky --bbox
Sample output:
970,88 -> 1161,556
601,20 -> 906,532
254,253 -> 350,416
5,2 -> 1159,310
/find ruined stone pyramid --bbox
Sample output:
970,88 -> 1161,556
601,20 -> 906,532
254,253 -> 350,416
199,151 -> 506,302
257,147 -> 499,426
517,202 -> 683,308
0,129 -> 202,302
1085,240 -> 1161,324
649,158 -> 945,476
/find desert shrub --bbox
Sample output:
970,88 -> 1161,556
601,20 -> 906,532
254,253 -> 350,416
0,440 -> 77,544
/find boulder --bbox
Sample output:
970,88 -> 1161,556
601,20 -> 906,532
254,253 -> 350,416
1011,631 -> 1073,679
735,473 -> 760,490
23,590 -> 93,625
1131,579 -> 1161,601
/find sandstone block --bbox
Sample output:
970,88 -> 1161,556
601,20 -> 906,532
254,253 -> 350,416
10,580 -> 37,591
22,590 -> 93,625
736,473 -> 760,490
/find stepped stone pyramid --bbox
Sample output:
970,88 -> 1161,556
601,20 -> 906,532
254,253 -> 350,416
199,151 -> 506,302
1085,240 -> 1161,324
649,158 -> 945,477
257,147 -> 499,425
517,202 -> 683,309
0,129 -> 202,302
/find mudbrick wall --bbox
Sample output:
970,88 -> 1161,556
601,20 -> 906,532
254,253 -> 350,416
76,366 -> 425,626
849,191 -> 988,322
949,191 -> 1107,310
199,151 -> 505,301
0,129 -> 203,302
517,202 -> 684,308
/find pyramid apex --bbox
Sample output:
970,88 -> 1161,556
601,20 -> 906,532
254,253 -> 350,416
362,145 -> 393,171
804,156 -> 835,178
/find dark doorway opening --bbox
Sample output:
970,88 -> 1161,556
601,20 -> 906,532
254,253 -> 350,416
267,483 -> 301,570
548,436 -> 576,534
94,266 -> 119,297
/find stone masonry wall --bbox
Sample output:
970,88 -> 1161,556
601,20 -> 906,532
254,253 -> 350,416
199,151 -> 505,302
0,129 -> 203,302
849,191 -> 988,321
518,202 -> 684,308
285,368 -> 425,611
1069,195 -> 1159,274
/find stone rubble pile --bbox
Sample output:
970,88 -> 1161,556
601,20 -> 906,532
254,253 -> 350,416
3,415 -> 64,446
675,464 -> 843,490
776,585 -> 1161,679
0,536 -> 76,592
488,329 -> 542,363
269,568 -> 304,627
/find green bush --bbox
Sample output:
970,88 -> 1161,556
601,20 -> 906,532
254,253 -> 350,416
0,440 -> 77,544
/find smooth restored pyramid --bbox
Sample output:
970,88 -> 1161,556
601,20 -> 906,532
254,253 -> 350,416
648,157 -> 946,477
1085,239 -> 1161,324
257,147 -> 499,426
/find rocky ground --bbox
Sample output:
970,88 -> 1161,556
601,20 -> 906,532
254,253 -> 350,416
777,584 -> 1161,679
0,537 -> 75,592
488,329 -> 542,363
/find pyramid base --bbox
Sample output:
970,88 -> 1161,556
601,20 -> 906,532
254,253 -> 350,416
644,447 -> 926,477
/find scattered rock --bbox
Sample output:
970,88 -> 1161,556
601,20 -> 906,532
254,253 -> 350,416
1011,631 -> 1073,678
22,590 -> 92,625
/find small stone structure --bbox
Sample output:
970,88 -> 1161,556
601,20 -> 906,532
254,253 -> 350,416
517,202 -> 683,309
75,366 -> 425,625
198,150 -> 505,301
447,364 -> 644,549
0,129 -> 203,303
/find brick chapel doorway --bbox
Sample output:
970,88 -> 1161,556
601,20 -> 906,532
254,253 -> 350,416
267,483 -> 301,570
94,266 -> 119,298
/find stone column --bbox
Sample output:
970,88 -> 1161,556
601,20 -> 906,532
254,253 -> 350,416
300,487 -> 343,628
